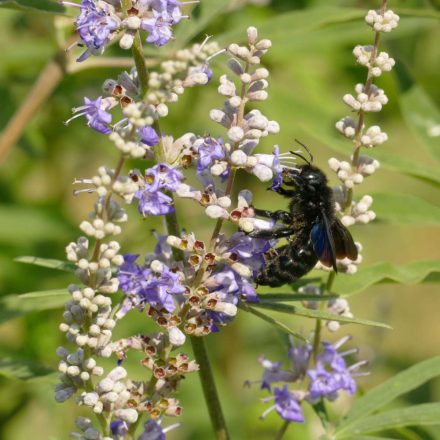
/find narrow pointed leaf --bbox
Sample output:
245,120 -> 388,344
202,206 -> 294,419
0,0 -> 66,14
0,289 -> 69,324
15,256 -> 76,272
0,358 -> 53,381
239,303 -> 308,342
258,293 -> 338,302
336,403 -> 440,438
333,260 -> 440,296
337,357 -> 440,433
251,302 -> 390,329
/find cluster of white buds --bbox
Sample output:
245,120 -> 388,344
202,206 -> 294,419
209,26 -> 279,154
71,417 -> 111,440
55,348 -> 104,403
59,285 -> 115,356
360,125 -> 388,147
147,41 -> 220,104
66,239 -> 122,293
358,154 -> 380,176
353,45 -> 395,76
342,195 -> 376,226
335,116 -> 359,139
77,366 -> 138,424
73,166 -> 139,205
328,158 -> 364,189
343,83 -> 388,112
326,299 -> 354,332
365,9 -> 400,32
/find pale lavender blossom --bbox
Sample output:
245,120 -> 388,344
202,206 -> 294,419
75,0 -> 120,61
117,254 -> 186,314
139,126 -> 159,146
65,96 -> 112,134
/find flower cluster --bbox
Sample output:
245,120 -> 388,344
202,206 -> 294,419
250,336 -> 367,423
328,5 -> 399,260
65,0 -> 191,61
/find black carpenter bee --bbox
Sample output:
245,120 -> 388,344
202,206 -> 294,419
249,142 -> 358,287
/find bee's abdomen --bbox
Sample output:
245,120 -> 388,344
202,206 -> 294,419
255,239 -> 318,288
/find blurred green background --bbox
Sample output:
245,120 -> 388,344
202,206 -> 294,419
0,0 -> 440,439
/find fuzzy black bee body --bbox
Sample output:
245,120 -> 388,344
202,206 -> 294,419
251,164 -> 358,288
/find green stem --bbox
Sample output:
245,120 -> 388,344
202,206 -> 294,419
190,336 -> 230,440
312,271 -> 336,362
274,420 -> 290,440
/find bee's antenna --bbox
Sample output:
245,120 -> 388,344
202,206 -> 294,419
289,150 -> 310,165
294,139 -> 314,164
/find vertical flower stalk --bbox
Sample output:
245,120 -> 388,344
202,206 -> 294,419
310,0 -> 399,362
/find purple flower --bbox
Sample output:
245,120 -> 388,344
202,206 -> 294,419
271,146 -> 283,191
197,137 -> 225,173
258,356 -> 298,391
117,255 -> 186,314
142,10 -> 175,47
225,231 -> 274,274
75,0 -> 119,61
134,164 -> 183,216
139,420 -> 165,440
139,126 -> 159,146
135,187 -> 174,216
274,385 -> 304,423
307,338 -> 359,402
288,341 -> 312,380
65,96 -> 113,134
110,419 -> 128,438
139,419 -> 180,440
149,163 -> 184,192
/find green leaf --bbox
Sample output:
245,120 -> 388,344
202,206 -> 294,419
0,0 -> 66,14
239,302 -> 308,342
333,260 -> 440,296
373,193 -> 440,225
336,404 -> 440,438
258,293 -> 338,302
15,256 -> 76,272
0,206 -> 71,245
0,358 -> 53,381
400,85 -> 440,164
250,302 -> 390,329
337,357 -> 440,434
0,289 -> 69,324
172,0 -> 232,49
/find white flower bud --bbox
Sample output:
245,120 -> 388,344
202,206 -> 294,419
205,205 -> 229,219
168,326 -> 186,346
230,150 -> 248,166
227,126 -> 244,142
114,409 -> 138,424
252,164 -> 273,182
247,26 -> 258,44
231,262 -> 252,278
217,196 -> 232,208
150,259 -> 164,273
213,302 -> 237,316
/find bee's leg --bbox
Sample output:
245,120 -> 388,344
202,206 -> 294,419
274,186 -> 295,197
253,208 -> 292,224
248,226 -> 293,239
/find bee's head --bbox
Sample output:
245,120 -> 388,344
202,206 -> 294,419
282,164 -> 327,189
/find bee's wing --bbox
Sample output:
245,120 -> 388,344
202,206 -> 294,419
331,218 -> 358,261
310,212 -> 337,271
